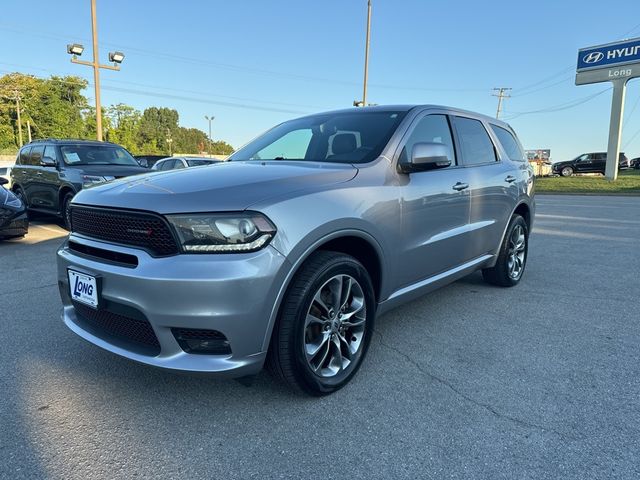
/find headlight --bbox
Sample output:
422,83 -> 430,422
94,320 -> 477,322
166,212 -> 276,253
3,191 -> 22,208
82,175 -> 115,188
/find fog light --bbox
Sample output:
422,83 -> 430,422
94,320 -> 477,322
172,328 -> 231,355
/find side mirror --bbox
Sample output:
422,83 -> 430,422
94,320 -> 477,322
41,156 -> 57,167
399,142 -> 452,173
0,177 -> 8,186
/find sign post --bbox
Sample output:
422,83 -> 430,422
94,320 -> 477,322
576,37 -> 640,180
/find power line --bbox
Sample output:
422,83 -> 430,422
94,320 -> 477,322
510,76 -> 574,98
0,62 -> 323,109
0,24 -> 490,93
503,88 -> 612,120
0,67 -> 313,115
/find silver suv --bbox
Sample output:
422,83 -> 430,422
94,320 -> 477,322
57,105 -> 534,395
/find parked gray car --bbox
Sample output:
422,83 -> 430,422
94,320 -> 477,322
151,157 -> 221,171
57,105 -> 535,395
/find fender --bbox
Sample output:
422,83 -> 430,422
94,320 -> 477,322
260,228 -> 385,352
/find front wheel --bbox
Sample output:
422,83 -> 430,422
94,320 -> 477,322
560,166 -> 574,177
268,251 -> 376,396
61,192 -> 74,230
483,214 -> 528,287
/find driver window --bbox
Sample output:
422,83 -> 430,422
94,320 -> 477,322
43,146 -> 58,164
400,114 -> 456,166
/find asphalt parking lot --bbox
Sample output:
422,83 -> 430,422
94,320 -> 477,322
1,195 -> 639,480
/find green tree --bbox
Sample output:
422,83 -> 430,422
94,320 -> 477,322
138,107 -> 179,154
105,103 -> 141,153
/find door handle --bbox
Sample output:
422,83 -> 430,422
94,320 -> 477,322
452,182 -> 469,191
505,175 -> 517,183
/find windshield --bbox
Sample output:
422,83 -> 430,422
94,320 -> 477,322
229,110 -> 407,164
60,145 -> 139,166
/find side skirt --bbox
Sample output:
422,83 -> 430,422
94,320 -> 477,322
376,254 -> 494,317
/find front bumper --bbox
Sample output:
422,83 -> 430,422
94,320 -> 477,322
0,211 -> 28,238
57,234 -> 290,377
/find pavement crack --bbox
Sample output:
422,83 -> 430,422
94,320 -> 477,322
373,329 -> 577,441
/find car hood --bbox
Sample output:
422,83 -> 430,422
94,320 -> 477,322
67,164 -> 148,178
72,161 -> 358,213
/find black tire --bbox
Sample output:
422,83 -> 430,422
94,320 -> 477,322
560,166 -> 574,177
13,187 -> 33,219
267,250 -> 376,396
61,192 -> 74,230
482,214 -> 528,287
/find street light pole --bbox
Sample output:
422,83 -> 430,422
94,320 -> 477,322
90,0 -> 103,141
362,0 -> 372,107
205,115 -> 215,157
353,0 -> 372,107
68,0 -> 124,141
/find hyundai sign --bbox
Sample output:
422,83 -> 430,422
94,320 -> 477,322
577,37 -> 640,71
575,37 -> 640,180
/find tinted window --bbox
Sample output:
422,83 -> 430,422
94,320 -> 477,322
161,160 -> 176,170
173,160 -> 186,169
455,117 -> 497,165
490,125 -> 525,161
60,145 -> 139,166
186,159 -> 215,167
19,147 -> 32,165
43,145 -> 59,163
30,145 -> 45,165
400,114 -> 456,165
229,111 -> 407,164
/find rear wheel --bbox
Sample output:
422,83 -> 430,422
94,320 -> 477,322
268,251 -> 375,396
482,214 -> 528,287
560,166 -> 574,177
61,192 -> 74,230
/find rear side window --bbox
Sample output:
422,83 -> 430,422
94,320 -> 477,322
158,159 -> 175,171
30,145 -> 45,165
19,147 -> 32,165
454,117 -> 497,165
490,125 -> 525,162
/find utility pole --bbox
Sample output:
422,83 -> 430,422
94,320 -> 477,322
354,0 -> 372,107
68,0 -> 125,141
492,87 -> 512,119
205,115 -> 215,157
14,90 -> 23,147
166,128 -> 173,156
27,120 -> 32,143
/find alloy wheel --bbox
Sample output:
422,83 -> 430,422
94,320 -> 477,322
303,274 -> 366,378
507,224 -> 526,279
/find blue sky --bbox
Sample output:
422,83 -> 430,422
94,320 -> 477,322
2,0 -> 640,160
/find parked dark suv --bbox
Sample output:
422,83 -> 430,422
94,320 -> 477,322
552,152 -> 629,176
11,139 -> 147,229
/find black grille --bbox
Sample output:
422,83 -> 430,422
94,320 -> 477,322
71,206 -> 179,256
73,302 -> 161,355
172,328 -> 232,355
68,241 -> 139,267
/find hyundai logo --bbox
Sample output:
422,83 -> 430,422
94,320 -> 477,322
583,51 -> 604,64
